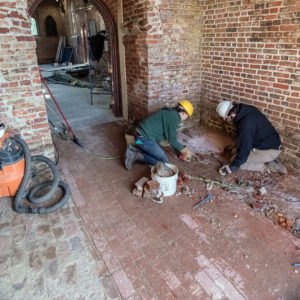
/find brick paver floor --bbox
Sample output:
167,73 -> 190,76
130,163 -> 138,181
1,120 -> 299,299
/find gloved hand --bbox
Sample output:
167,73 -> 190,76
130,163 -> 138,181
180,147 -> 193,162
219,164 -> 232,176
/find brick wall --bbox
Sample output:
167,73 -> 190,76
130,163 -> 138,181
200,0 -> 300,166
123,0 -> 203,123
152,1 -> 203,116
0,0 -> 53,156
122,0 -> 150,120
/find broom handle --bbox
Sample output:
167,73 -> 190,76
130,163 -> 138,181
40,74 -> 75,137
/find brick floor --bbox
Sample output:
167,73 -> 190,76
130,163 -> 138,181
1,121 -> 299,299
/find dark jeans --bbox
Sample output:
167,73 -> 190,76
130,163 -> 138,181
134,134 -> 168,166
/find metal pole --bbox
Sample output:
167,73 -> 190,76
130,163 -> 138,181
88,57 -> 93,105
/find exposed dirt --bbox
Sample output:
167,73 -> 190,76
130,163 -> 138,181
172,127 -> 300,239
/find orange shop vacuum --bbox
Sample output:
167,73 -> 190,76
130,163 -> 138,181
0,123 -> 70,214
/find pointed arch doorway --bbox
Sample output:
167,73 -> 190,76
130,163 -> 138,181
28,0 -> 122,117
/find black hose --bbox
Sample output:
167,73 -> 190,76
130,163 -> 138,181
26,181 -> 70,214
13,136 -> 32,214
12,136 -> 70,214
29,155 -> 60,203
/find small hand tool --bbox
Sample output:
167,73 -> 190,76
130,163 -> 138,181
193,194 -> 212,209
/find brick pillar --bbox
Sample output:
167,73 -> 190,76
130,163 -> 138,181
0,0 -> 53,156
123,0 -> 203,123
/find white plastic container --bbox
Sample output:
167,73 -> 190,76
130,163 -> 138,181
151,163 -> 178,197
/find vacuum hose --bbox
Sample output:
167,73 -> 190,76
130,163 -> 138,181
13,136 -> 70,214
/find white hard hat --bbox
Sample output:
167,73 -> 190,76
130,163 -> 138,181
216,100 -> 233,120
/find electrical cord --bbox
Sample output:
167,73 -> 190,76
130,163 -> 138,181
83,148 -> 120,160
174,163 -> 244,190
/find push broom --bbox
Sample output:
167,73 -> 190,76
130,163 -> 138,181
40,70 -> 84,148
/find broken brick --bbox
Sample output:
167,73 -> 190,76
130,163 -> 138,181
177,176 -> 184,187
132,188 -> 143,197
178,172 -> 191,183
252,201 -> 264,212
134,177 -> 150,191
279,217 -> 285,224
253,193 -> 263,200
178,153 -> 185,161
274,214 -> 281,224
142,190 -> 152,200
182,174 -> 191,183
280,222 -> 287,228
144,180 -> 160,192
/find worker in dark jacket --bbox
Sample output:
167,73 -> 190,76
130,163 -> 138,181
216,100 -> 286,175
125,100 -> 194,170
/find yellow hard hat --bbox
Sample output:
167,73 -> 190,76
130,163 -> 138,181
179,100 -> 193,117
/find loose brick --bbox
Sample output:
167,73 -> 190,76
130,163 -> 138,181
134,177 -> 149,191
144,180 -> 160,192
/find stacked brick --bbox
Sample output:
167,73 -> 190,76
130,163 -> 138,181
200,0 -> 300,167
132,176 -> 163,203
0,0 -> 53,156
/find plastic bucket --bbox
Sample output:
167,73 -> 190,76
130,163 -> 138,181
151,163 -> 178,197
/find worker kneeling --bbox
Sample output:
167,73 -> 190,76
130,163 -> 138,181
125,100 -> 194,170
216,100 -> 287,175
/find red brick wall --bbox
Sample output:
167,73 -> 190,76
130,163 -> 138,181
123,0 -> 150,120
0,0 -> 53,156
123,0 -> 203,122
200,0 -> 300,166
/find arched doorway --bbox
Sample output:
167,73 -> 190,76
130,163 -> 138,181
28,0 -> 122,117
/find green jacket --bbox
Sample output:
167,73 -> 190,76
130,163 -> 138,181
137,108 -> 184,152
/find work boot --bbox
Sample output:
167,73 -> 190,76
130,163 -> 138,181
265,159 -> 287,175
125,145 -> 144,170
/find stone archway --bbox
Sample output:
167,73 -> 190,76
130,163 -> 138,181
28,0 -> 122,117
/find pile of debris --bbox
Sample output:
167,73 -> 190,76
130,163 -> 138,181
274,213 -> 294,232
223,174 -> 300,238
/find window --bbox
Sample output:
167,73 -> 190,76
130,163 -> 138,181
45,16 -> 58,36
31,17 -> 38,36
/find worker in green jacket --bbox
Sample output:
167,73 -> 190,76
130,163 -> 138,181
125,100 -> 194,170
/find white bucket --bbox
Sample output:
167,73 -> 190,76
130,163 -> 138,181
151,163 -> 178,197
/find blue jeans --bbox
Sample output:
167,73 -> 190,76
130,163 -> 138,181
134,134 -> 168,166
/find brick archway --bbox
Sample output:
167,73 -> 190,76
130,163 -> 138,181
28,0 -> 122,117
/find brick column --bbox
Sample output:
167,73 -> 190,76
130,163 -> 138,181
123,0 -> 203,123
0,0 -> 53,156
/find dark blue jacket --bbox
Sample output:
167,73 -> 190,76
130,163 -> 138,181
231,104 -> 281,169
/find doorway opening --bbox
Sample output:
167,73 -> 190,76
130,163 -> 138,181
28,0 -> 122,132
